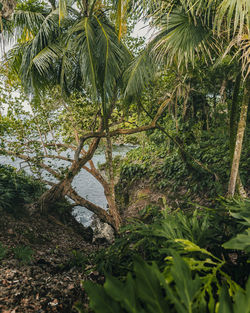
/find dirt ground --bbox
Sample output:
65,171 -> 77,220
0,209 -> 101,313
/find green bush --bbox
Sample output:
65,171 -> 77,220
0,165 -> 45,214
117,126 -> 250,203
13,245 -> 34,264
93,205 -> 239,277
69,250 -> 88,269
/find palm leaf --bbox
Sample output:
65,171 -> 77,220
68,12 -> 130,105
214,0 -> 250,37
31,43 -> 62,76
151,8 -> 219,68
113,0 -> 130,40
58,0 -> 67,24
13,10 -> 46,38
123,49 -> 155,98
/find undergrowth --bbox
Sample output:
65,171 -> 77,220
116,126 -> 250,207
77,198 -> 250,313
0,165 -> 45,214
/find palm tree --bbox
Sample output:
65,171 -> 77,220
125,0 -> 249,197
6,0 -> 132,229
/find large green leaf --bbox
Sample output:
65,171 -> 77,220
84,281 -> 124,313
223,228 -> 250,252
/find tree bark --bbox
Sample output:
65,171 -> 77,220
105,130 -> 121,230
229,73 -> 241,161
67,187 -> 114,227
0,0 -> 16,20
33,136 -> 101,212
228,76 -> 249,197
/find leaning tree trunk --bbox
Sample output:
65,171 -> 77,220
228,76 -> 249,197
229,73 -> 247,196
30,137 -> 101,213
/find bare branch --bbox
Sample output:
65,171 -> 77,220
0,149 -> 61,179
67,187 -> 114,226
78,99 -> 170,141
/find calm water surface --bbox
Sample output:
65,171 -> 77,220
0,145 -> 134,226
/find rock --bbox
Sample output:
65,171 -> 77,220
91,216 -> 114,244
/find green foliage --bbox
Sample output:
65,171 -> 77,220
13,245 -> 34,264
0,242 -> 8,261
69,250 -> 87,269
79,253 -> 249,313
92,206 -> 233,277
117,123 -> 250,205
79,201 -> 250,313
218,280 -> 250,313
222,199 -> 250,253
0,165 -> 45,214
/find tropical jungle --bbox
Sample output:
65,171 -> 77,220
0,0 -> 249,312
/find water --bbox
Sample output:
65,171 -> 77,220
0,144 -> 134,226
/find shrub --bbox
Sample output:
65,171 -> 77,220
77,200 -> 250,313
13,245 -> 34,264
92,205 -> 237,277
222,199 -> 250,253
0,165 -> 45,214
69,250 -> 88,269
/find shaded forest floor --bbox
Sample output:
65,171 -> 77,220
0,209 -> 101,313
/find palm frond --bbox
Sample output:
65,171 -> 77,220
213,0 -> 250,37
69,17 -> 97,99
59,0 -> 67,24
30,10 -> 58,56
113,0 -> 129,40
68,13 -> 131,106
31,43 -> 62,76
14,10 -> 45,34
123,49 -> 155,98
94,15 -> 129,104
151,8 -> 219,68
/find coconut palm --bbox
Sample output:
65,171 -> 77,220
5,0 -> 132,229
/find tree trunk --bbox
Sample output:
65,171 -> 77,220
67,187 -> 115,227
0,0 -> 16,20
220,78 -> 227,104
229,73 -> 241,161
31,137 -> 101,213
105,130 -> 121,230
228,76 -> 249,197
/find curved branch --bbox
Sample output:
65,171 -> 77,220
78,98 -> 170,141
82,165 -> 109,190
67,187 -> 114,227
0,149 -> 61,179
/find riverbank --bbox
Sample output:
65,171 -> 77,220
0,209 -> 100,313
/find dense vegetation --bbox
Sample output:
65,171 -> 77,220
0,164 -> 45,214
0,0 -> 249,312
81,199 -> 250,313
